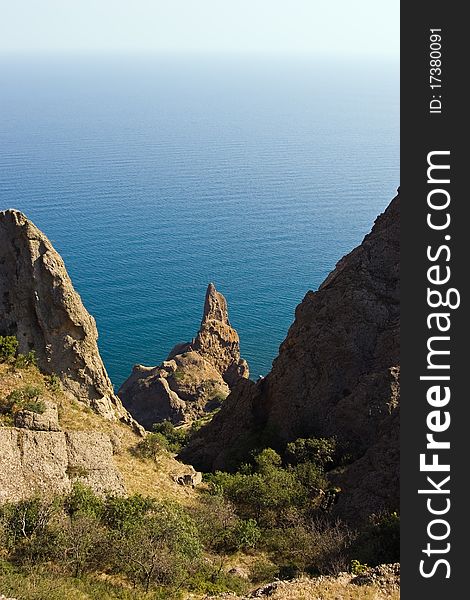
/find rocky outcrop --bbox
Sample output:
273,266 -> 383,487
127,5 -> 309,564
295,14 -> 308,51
173,465 -> 203,488
0,209 -> 134,425
13,400 -> 61,431
119,283 -> 248,429
118,364 -> 188,429
181,193 -> 400,521
0,428 -> 125,503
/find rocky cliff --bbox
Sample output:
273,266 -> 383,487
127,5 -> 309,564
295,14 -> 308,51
181,193 -> 400,520
0,209 -> 132,424
118,283 -> 249,429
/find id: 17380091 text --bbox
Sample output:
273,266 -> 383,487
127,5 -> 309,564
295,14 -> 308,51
429,29 -> 443,114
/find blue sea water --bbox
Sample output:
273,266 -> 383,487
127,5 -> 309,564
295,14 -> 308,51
0,56 -> 399,388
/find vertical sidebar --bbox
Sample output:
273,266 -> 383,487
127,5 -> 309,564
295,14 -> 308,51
401,3 -> 466,597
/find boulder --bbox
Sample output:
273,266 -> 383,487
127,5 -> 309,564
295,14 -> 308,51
173,465 -> 203,487
118,366 -> 187,429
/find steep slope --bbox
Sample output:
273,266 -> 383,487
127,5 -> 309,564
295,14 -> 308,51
181,193 -> 400,520
119,283 -> 249,429
0,209 -> 130,423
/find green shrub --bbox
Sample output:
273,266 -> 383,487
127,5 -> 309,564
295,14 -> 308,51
0,335 -> 18,361
0,566 -> 170,599
265,518 -> 355,575
110,501 -> 202,591
1,385 -> 45,415
207,464 -> 305,527
351,559 -> 369,575
14,350 -> 37,369
64,482 -> 104,519
285,436 -> 336,468
133,421 -> 188,459
254,448 -> 282,474
192,494 -> 237,552
230,518 -> 261,550
188,411 -> 220,439
187,565 -> 250,595
151,420 -> 188,452
23,399 -> 46,414
0,413 -> 14,426
103,494 -> 155,531
291,461 -> 327,492
188,419 -> 204,436
249,558 -> 280,584
133,432 -> 167,459
0,497 -> 60,547
60,514 -> 109,577
351,511 -> 400,565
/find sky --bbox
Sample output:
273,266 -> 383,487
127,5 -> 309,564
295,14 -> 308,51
0,0 -> 399,58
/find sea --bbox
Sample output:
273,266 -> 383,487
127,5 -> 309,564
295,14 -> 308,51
0,55 -> 399,388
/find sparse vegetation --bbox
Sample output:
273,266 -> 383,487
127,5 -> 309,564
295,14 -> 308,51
0,481 -> 399,598
204,443 -> 399,577
172,368 -> 185,382
0,335 -> 39,369
0,348 -> 65,426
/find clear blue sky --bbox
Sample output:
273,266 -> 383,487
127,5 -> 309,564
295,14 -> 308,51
0,0 -> 399,57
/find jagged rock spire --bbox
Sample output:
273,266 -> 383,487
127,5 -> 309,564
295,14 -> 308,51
202,282 -> 230,325
192,283 -> 249,386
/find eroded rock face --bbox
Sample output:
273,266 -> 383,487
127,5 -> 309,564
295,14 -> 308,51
0,428 -> 125,503
119,283 -> 248,429
0,210 -> 132,424
181,193 -> 400,521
